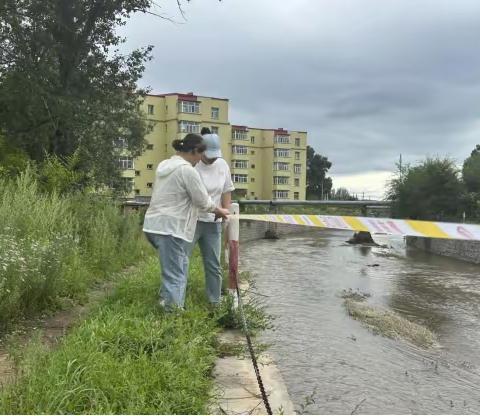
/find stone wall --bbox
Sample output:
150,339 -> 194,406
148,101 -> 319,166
239,220 -> 320,243
406,236 -> 480,264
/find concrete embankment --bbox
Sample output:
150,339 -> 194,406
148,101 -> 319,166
214,222 -> 308,414
240,219 -> 320,243
406,236 -> 480,264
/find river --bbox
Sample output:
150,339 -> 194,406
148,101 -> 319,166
240,230 -> 480,414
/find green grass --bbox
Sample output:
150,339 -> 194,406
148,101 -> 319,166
0,171 -> 148,329
0,251 -> 273,414
0,256 -> 218,414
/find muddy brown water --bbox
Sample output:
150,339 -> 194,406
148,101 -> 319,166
240,230 -> 480,414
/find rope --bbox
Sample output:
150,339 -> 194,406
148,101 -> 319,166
234,280 -> 273,415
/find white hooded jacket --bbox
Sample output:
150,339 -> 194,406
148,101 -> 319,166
143,156 -> 217,242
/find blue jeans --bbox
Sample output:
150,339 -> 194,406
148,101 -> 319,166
186,221 -> 223,304
145,232 -> 189,309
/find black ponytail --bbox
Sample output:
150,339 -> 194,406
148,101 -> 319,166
201,127 -> 211,135
172,133 -> 206,153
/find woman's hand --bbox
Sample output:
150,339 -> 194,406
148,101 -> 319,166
213,207 -> 230,221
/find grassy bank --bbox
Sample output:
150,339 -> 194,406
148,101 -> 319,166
0,249 -> 272,413
0,255 -> 217,414
0,172 -> 148,330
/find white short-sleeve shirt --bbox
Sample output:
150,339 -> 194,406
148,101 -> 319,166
195,158 -> 235,222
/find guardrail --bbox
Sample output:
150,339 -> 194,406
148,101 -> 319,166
234,199 -> 392,216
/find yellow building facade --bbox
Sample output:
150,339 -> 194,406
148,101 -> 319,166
121,92 -> 307,201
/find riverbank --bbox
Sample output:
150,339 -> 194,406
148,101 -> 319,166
0,252 -> 293,414
406,236 -> 480,264
0,255 -> 220,413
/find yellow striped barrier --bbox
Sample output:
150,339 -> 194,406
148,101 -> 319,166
239,214 -> 480,241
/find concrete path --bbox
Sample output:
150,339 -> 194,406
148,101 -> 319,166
213,330 -> 295,415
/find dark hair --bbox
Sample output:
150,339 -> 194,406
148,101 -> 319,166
172,133 -> 206,153
200,127 -> 211,135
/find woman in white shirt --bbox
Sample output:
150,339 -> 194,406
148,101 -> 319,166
186,128 -> 235,305
143,133 -> 229,310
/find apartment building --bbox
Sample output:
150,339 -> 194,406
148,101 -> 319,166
120,92 -> 307,201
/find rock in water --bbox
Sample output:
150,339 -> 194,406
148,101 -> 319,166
347,231 -> 377,245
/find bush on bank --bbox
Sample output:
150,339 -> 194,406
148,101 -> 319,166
0,171 -> 147,329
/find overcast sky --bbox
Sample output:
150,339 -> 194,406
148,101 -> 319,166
120,0 -> 480,199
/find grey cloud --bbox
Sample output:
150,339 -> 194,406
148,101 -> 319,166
121,0 -> 480,180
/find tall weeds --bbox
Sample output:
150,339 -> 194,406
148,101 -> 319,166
0,171 -> 147,328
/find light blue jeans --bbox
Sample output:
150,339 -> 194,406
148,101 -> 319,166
186,221 -> 223,304
145,232 -> 189,309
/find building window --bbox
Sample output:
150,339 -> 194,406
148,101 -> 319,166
232,145 -> 248,155
147,104 -> 154,115
178,100 -> 200,114
274,135 -> 290,144
251,136 -> 255,144
117,156 -> 133,170
211,107 -> 219,120
273,162 -> 289,171
232,174 -> 248,183
179,120 -> 200,133
233,160 -> 248,169
294,164 -> 302,174
295,151 -> 300,160
251,164 -> 255,169
211,126 -> 219,134
113,138 -> 127,149
146,124 -> 154,134
122,178 -> 134,192
294,192 -> 299,200
273,190 -> 289,199
274,148 -> 290,158
273,176 -> 289,185
147,182 -> 153,188
251,150 -> 255,155
251,177 -> 255,183
147,164 -> 153,170
135,189 -> 140,195
295,138 -> 301,147
135,170 -> 141,176
147,144 -> 154,150
294,178 -> 300,187
232,130 -> 248,140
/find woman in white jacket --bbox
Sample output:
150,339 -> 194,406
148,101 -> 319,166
143,134 -> 229,310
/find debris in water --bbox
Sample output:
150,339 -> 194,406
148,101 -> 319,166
342,290 -> 437,348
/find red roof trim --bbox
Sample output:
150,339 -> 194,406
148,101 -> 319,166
231,125 -> 249,131
146,92 -> 229,101
177,94 -> 198,102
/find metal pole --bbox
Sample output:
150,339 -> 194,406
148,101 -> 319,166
227,202 -> 240,308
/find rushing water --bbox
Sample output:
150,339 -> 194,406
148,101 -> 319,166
240,230 -> 480,414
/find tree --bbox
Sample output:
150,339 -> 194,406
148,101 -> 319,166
306,145 -> 332,200
330,187 -> 357,201
0,133 -> 29,176
387,157 -> 464,220
462,144 -> 480,220
0,0 -> 157,189
463,144 -> 480,194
